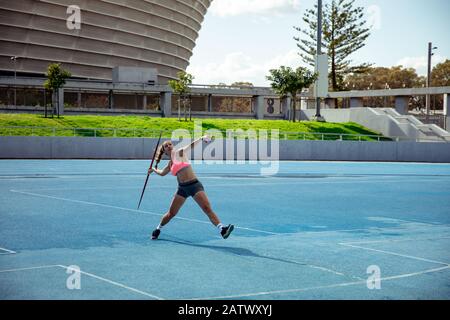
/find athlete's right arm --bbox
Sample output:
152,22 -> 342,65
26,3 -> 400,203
149,161 -> 171,176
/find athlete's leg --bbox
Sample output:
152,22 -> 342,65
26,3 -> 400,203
159,194 -> 187,226
152,194 -> 186,239
193,191 -> 221,226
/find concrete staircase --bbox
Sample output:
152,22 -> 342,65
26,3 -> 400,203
300,107 -> 450,142
370,108 -> 450,142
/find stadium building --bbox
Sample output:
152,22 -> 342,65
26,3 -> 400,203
0,0 -> 212,83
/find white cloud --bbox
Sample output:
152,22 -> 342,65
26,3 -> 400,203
396,54 -> 446,75
209,0 -> 301,17
186,49 -> 309,86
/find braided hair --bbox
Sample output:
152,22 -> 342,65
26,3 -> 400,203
154,144 -> 166,169
155,140 -> 174,169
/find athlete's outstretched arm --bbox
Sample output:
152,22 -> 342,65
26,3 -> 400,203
177,135 -> 210,157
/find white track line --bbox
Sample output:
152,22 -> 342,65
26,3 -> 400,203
11,180 -> 333,192
7,189 -> 449,235
341,236 -> 450,245
191,228 -> 450,299
11,177 -> 438,192
189,265 -> 450,300
339,243 -> 450,266
0,265 -> 60,273
0,264 -> 163,300
59,265 -> 163,300
4,175 -> 443,185
202,178 -> 444,186
9,189 -> 279,236
4,190 -> 362,281
0,246 -> 16,255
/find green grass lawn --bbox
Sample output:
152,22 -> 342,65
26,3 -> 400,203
0,113 -> 389,141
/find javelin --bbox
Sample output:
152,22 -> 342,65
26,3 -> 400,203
137,131 -> 163,210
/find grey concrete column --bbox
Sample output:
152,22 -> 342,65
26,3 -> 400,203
324,98 -> 336,109
254,95 -> 264,119
108,90 -> 114,109
77,91 -> 82,108
142,94 -> 147,110
350,97 -> 364,108
58,88 -> 64,116
444,93 -> 449,131
281,97 -> 291,120
300,97 -> 307,110
160,91 -> 172,117
207,94 -> 212,112
395,96 -> 409,115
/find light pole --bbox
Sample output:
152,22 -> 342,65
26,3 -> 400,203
384,83 -> 390,108
368,82 -> 373,107
315,0 -> 323,119
10,56 -> 18,106
426,42 -> 437,119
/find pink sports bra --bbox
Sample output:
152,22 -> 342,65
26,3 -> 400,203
170,152 -> 190,176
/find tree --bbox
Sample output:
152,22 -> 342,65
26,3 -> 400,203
294,0 -> 371,91
431,59 -> 450,87
343,66 -> 424,109
43,63 -> 71,118
344,66 -> 423,91
168,71 -> 193,121
429,59 -> 450,111
266,66 -> 317,122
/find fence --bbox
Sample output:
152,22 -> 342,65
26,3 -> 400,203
0,126 -> 390,142
413,114 -> 447,130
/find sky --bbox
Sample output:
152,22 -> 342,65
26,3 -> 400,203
186,0 -> 450,86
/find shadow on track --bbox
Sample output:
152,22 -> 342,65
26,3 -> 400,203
158,237 -> 308,267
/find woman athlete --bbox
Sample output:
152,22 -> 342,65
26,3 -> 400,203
148,135 -> 234,240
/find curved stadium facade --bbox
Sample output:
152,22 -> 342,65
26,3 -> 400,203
0,0 -> 212,83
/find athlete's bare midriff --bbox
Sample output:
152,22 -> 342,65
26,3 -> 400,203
172,150 -> 197,184
175,165 -> 197,184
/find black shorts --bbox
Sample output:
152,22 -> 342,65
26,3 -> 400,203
177,179 -> 204,198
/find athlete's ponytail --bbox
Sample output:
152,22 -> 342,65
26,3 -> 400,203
154,144 -> 165,169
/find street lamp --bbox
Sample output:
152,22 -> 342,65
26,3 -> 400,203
426,42 -> 438,119
367,82 -> 373,107
315,0 -> 323,119
384,83 -> 390,108
10,56 -> 18,106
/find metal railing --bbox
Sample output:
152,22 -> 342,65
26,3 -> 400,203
1,125 -> 449,141
0,125 -> 390,141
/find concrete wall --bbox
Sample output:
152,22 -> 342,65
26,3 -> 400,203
1,136 -> 449,163
300,109 -> 351,123
0,136 -> 158,159
112,67 -> 157,84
